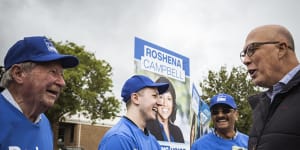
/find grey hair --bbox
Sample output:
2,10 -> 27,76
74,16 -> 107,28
0,62 -> 37,88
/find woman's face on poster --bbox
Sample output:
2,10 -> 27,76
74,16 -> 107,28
157,91 -> 173,121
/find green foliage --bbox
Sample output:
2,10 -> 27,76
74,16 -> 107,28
45,40 -> 121,124
199,66 -> 261,134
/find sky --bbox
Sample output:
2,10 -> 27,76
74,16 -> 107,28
1,0 -> 300,100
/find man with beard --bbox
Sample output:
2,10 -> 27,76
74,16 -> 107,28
191,93 -> 248,150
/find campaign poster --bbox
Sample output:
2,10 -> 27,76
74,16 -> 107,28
134,37 -> 190,149
190,84 -> 211,145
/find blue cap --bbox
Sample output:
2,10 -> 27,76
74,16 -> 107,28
209,93 -> 237,109
121,75 -> 169,103
4,36 -> 79,70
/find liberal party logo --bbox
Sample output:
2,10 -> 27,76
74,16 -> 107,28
43,38 -> 58,53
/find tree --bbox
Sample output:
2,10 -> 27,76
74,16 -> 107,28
46,40 -> 121,124
45,40 -> 121,149
199,65 -> 262,134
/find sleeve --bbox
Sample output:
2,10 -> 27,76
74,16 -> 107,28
190,135 -> 212,150
0,124 -> 12,145
0,99 -> 13,145
190,141 -> 199,150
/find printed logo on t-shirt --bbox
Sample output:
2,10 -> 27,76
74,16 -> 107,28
8,146 -> 39,150
232,145 -> 247,150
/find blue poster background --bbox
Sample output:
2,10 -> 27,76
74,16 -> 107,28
190,84 -> 211,145
134,37 -> 191,149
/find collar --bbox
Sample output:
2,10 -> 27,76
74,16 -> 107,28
123,116 -> 149,136
213,128 -> 238,140
1,89 -> 42,123
266,64 -> 300,100
279,64 -> 300,85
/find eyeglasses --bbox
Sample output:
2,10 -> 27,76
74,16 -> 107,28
240,41 -> 280,62
211,108 -> 235,115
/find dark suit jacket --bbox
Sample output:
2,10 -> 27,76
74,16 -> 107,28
147,119 -> 184,143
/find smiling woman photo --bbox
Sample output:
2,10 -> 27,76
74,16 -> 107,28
147,76 -> 184,143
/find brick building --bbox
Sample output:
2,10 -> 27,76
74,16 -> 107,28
57,114 -> 120,150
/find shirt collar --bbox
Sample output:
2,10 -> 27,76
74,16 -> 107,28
123,116 -> 149,136
213,128 -> 238,140
279,64 -> 300,85
266,64 -> 300,99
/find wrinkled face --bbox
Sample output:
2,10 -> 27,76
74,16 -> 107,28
137,87 -> 161,121
241,39 -> 282,88
21,62 -> 66,110
211,104 -> 237,132
240,26 -> 295,88
157,91 -> 173,121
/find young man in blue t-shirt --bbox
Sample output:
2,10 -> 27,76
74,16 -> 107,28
98,75 -> 169,150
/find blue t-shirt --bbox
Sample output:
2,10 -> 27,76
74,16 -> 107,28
0,94 -> 53,150
191,131 -> 248,150
98,116 -> 161,150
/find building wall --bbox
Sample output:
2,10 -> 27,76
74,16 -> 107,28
79,124 -> 110,150
60,122 -> 111,150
